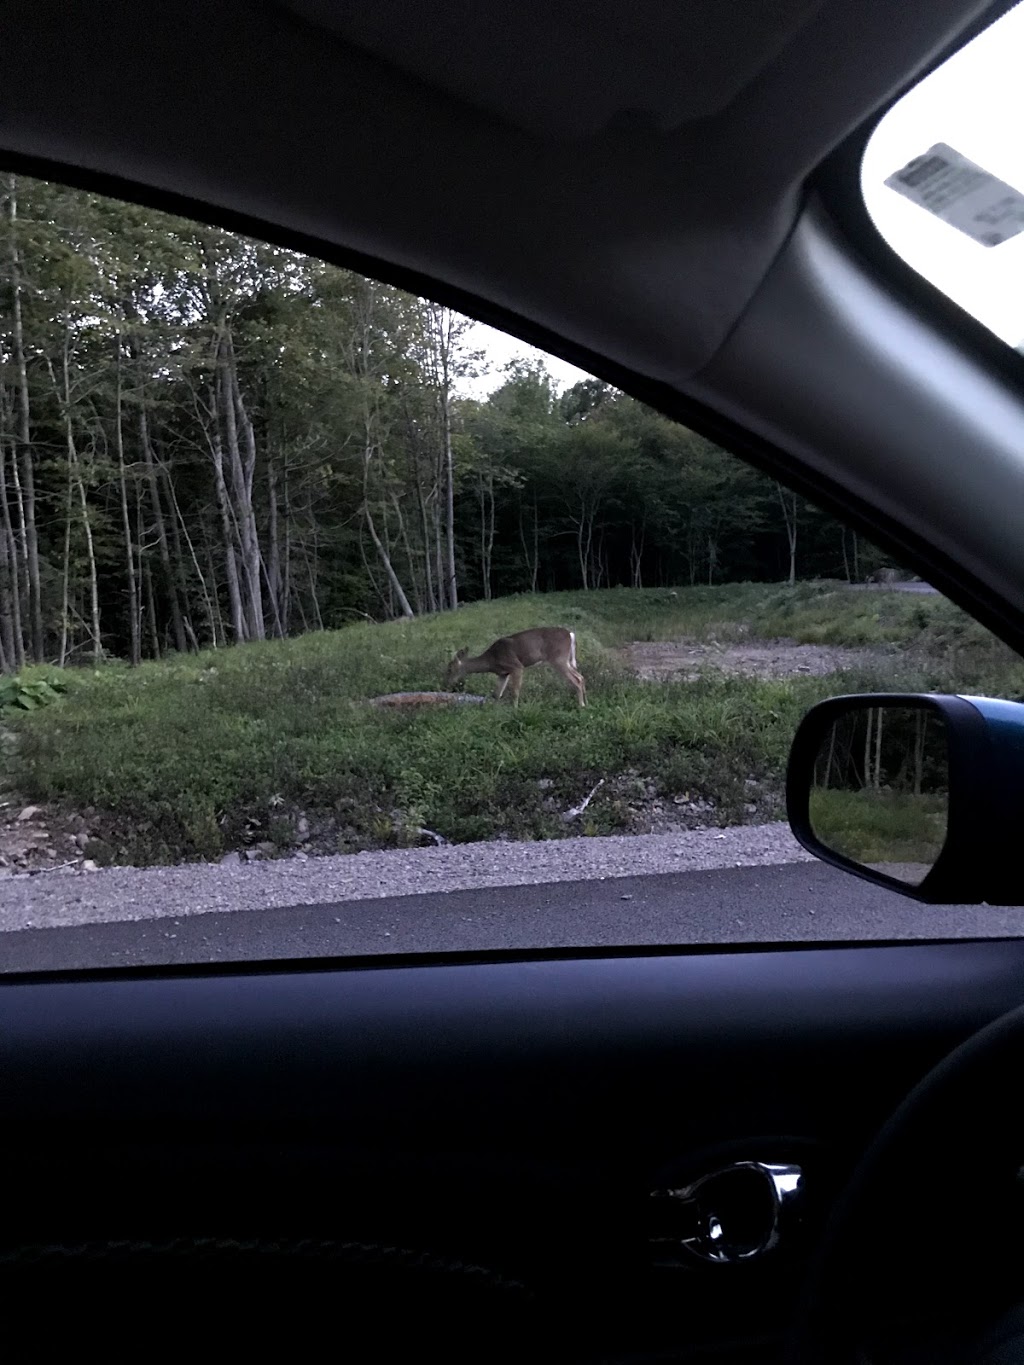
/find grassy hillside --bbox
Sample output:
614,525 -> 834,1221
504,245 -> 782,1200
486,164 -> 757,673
5,583 -> 1022,865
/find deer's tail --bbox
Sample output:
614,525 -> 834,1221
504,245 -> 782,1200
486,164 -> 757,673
569,629 -> 577,670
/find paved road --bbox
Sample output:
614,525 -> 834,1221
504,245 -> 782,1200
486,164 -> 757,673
3,860 -> 1022,975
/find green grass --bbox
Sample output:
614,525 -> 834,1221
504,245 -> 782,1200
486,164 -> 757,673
808,787 -> 948,868
7,583 -> 1024,865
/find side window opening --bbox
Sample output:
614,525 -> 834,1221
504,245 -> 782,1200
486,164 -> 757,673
2,172 -> 1022,965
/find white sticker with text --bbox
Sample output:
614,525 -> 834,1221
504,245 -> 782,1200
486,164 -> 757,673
884,142 -> 1024,247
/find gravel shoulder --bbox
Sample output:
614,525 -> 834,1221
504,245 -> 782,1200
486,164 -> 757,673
0,822 -> 813,933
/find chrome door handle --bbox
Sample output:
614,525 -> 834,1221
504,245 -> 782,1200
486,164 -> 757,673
649,1161 -> 803,1265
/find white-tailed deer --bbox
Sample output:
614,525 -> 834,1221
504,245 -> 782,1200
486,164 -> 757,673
444,627 -> 586,708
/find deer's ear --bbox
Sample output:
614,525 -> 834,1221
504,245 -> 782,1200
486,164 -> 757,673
456,647 -> 467,660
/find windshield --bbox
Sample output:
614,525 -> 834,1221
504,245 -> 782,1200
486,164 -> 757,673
3,172 -> 1024,973
862,2 -> 1024,348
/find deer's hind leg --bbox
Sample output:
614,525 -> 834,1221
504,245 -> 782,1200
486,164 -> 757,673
554,661 -> 587,708
572,667 -> 587,707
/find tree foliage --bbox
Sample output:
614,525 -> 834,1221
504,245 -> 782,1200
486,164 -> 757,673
0,175 -> 885,670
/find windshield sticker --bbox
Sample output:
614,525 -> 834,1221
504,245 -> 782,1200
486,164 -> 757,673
884,142 -> 1024,247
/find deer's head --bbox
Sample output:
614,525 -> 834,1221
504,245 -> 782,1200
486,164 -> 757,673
444,647 -> 468,690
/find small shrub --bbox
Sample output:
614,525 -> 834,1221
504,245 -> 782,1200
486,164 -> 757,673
0,673 -> 67,714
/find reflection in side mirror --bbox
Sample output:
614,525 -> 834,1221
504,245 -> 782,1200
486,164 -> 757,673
788,692 -> 1024,905
807,705 -> 949,888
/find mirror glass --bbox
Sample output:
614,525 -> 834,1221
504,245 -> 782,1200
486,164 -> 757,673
808,705 -> 949,886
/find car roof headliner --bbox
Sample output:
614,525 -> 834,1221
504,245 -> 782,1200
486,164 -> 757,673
0,0 -> 995,381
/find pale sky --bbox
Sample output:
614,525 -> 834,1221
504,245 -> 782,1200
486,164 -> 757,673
860,1 -> 1024,346
461,321 -> 592,399
465,2 -> 1024,396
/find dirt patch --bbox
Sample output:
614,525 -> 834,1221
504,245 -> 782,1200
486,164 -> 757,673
620,637 -> 898,682
0,726 -> 98,877
591,768 -> 772,838
0,793 -> 92,877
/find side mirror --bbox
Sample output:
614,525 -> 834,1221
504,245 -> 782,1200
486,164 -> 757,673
786,694 -> 1024,904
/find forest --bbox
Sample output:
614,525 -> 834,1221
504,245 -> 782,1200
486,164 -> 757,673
0,173 -> 886,674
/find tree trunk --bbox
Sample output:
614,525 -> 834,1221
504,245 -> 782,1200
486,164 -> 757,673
0,508 -> 13,672
143,555 -> 161,658
391,492 -> 423,614
0,438 -> 25,670
433,310 -> 459,611
165,475 -> 218,649
0,442 -> 12,671
134,480 -> 146,656
267,451 -> 283,636
305,527 -> 325,629
873,707 -> 884,789
630,521 -> 646,589
575,502 -> 594,590
219,331 -> 265,640
161,456 -> 196,648
139,396 -> 187,653
202,528 -> 227,647
61,334 -> 102,662
210,407 -> 246,642
412,439 -> 437,613
232,359 -> 266,639
359,523 -> 388,620
485,471 -> 496,601
518,496 -> 539,595
114,336 -> 141,665
478,474 -> 491,601
776,483 -> 798,586
4,176 -> 44,661
75,464 -> 102,662
443,396 -> 458,611
823,724 -> 837,789
434,493 -> 446,610
260,554 -> 285,639
58,462 -> 72,667
281,460 -> 293,635
363,444 -> 414,618
529,495 -> 539,594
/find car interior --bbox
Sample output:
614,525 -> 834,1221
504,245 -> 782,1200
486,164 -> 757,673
5,2 -> 1024,1361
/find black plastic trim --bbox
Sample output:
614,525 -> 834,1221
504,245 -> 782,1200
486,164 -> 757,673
4,932 -> 1024,992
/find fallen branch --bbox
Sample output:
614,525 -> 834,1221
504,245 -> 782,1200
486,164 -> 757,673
562,778 -> 605,822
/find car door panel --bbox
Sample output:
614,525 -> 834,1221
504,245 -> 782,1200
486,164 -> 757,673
3,939 -> 1023,1360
